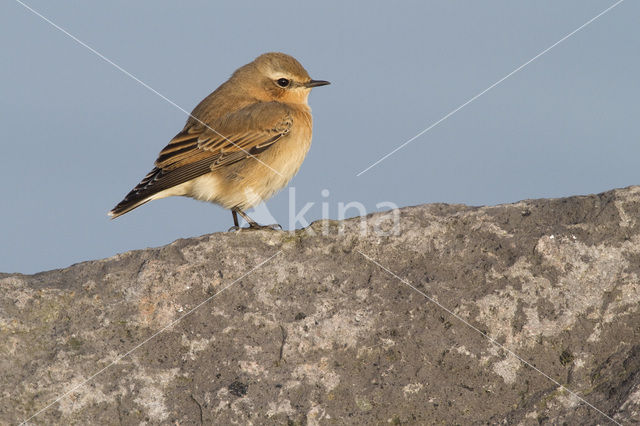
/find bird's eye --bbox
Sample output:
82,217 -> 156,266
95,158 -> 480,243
276,78 -> 290,88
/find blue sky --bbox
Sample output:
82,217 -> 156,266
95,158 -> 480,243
1,1 -> 638,273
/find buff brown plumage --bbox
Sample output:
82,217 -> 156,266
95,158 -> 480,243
109,52 -> 329,229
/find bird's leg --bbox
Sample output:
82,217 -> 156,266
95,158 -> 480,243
233,209 -> 282,231
228,210 -> 241,232
235,209 -> 258,227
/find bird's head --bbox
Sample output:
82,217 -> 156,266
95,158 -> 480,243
233,52 -> 330,105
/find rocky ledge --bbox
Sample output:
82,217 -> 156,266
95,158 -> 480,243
2,187 -> 640,425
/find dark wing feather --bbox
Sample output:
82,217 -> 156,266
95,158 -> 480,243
109,102 -> 293,218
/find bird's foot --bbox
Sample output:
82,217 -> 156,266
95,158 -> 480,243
228,223 -> 282,232
249,223 -> 282,231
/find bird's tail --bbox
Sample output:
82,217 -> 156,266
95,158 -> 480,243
108,167 -> 163,219
108,196 -> 154,219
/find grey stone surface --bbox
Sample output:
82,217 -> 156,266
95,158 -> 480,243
3,187 -> 640,425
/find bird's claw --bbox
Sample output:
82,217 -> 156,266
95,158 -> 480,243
228,223 -> 282,232
249,223 -> 282,231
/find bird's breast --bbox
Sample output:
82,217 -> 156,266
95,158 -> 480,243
246,116 -> 312,200
263,117 -> 312,180
192,110 -> 313,211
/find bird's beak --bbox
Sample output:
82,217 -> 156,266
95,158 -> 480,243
305,79 -> 331,88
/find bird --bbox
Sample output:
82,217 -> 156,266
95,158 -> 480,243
108,52 -> 329,230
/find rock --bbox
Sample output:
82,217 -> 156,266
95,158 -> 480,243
2,186 -> 640,424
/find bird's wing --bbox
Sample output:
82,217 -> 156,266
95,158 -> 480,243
109,102 -> 293,216
156,102 -> 293,171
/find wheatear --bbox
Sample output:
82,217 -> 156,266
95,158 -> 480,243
109,52 -> 329,229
